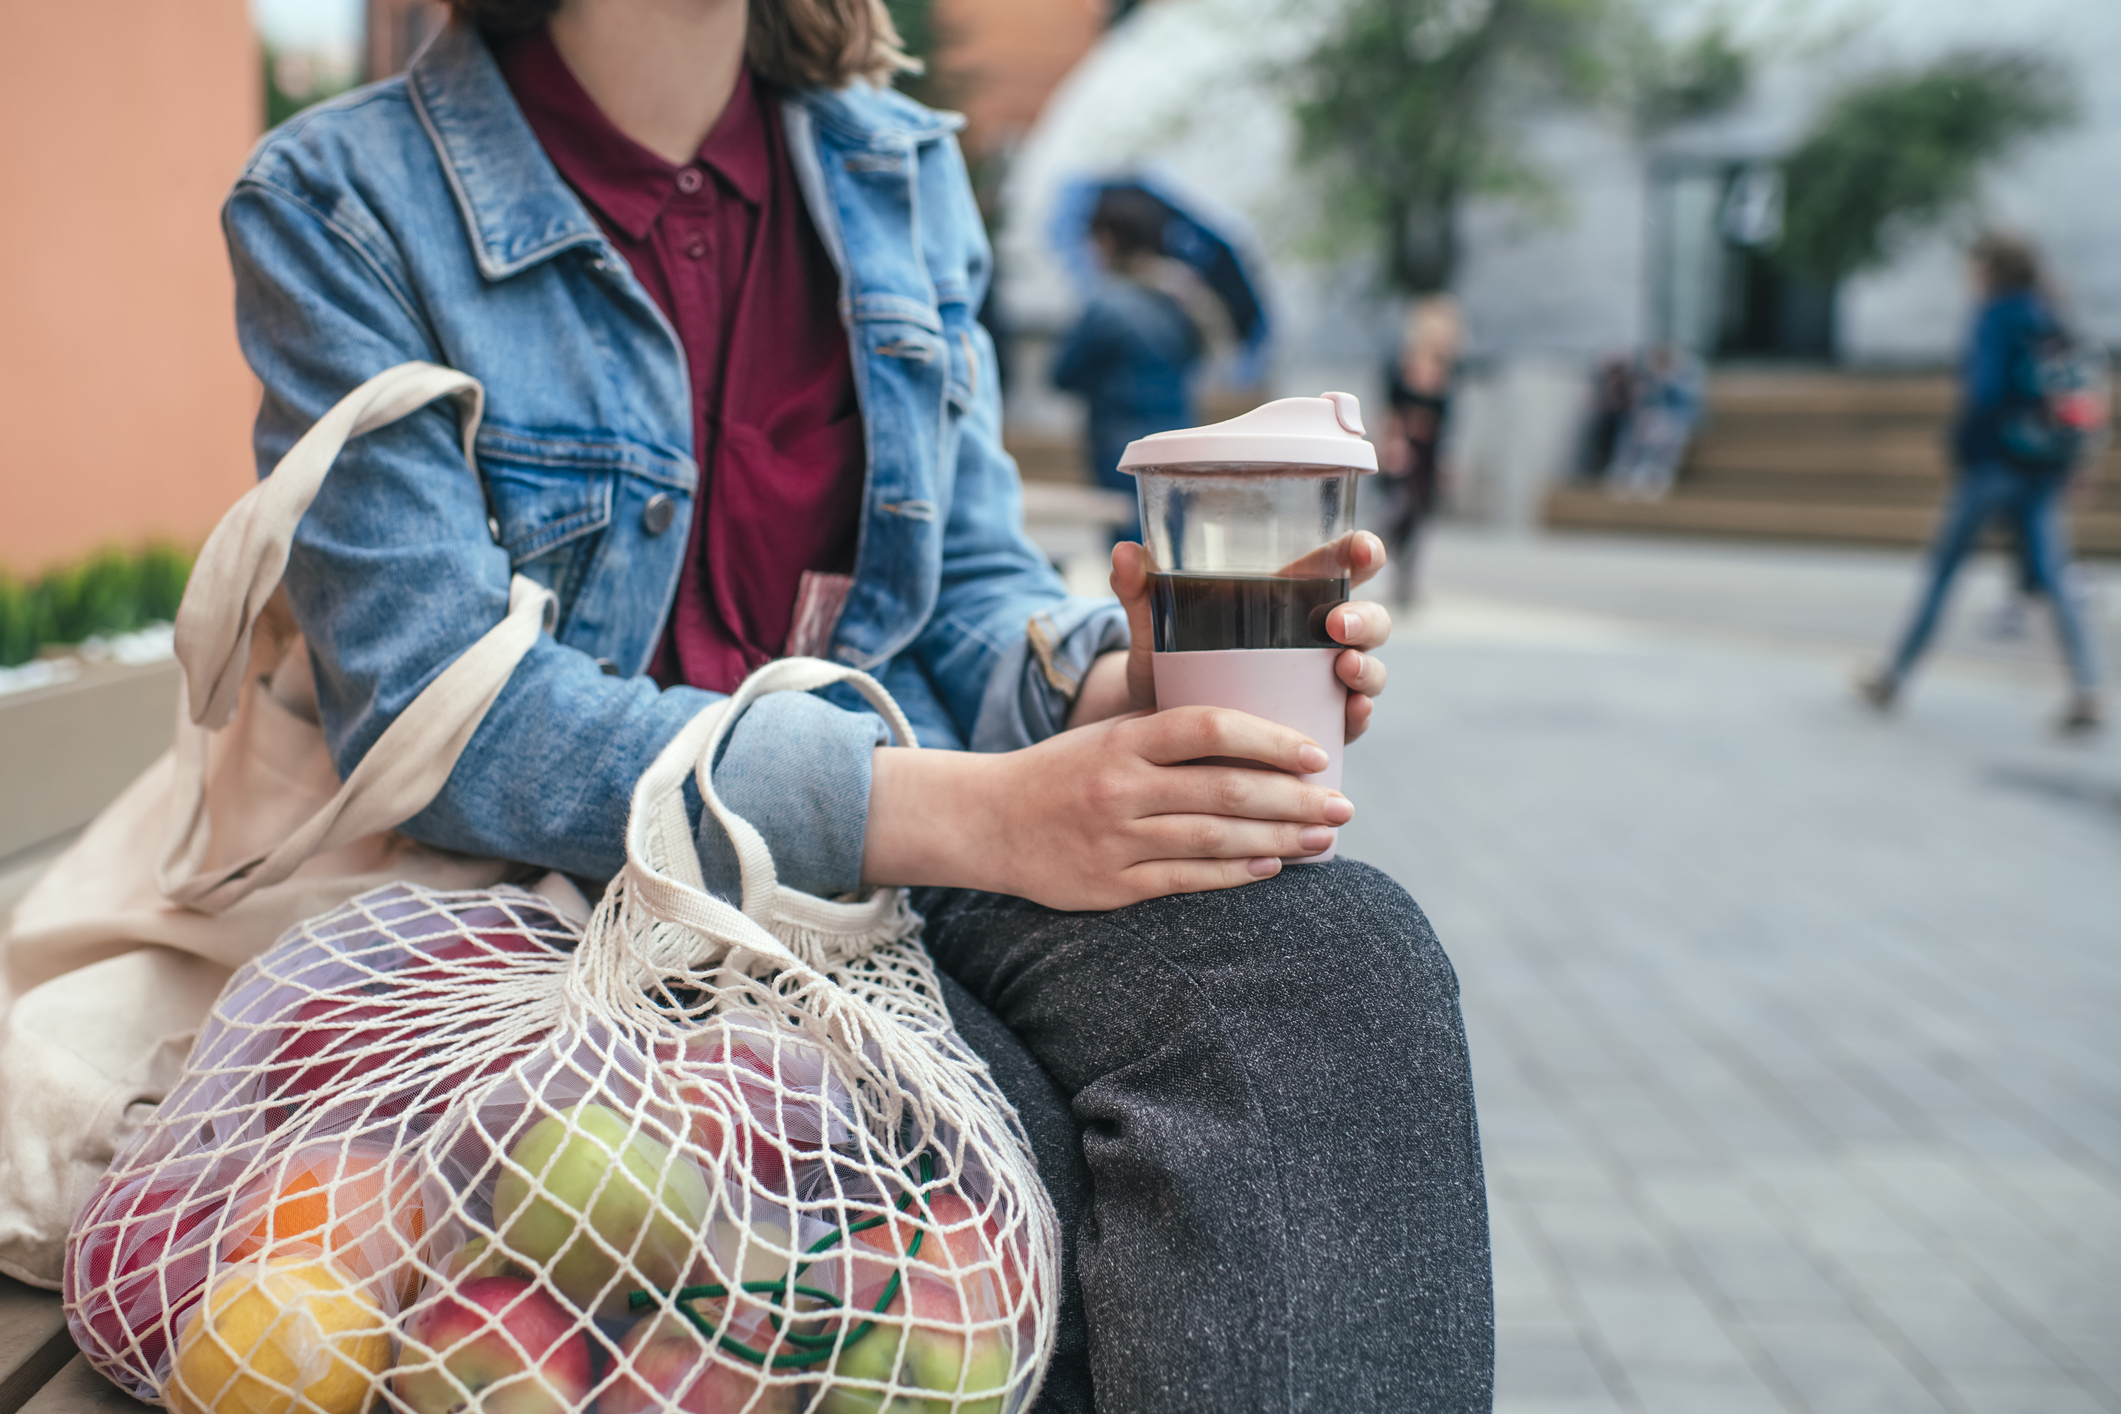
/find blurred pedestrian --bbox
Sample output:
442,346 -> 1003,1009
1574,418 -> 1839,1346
1052,187 -> 1217,541
1861,233 -> 2105,732
1607,345 -> 1705,501
1378,296 -> 1462,604
1582,353 -> 1636,481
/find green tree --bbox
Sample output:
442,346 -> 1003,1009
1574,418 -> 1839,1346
1288,0 -> 1747,293
1776,53 -> 2076,280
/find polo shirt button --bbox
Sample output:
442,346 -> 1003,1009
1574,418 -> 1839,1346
675,168 -> 704,195
683,236 -> 706,261
641,492 -> 676,535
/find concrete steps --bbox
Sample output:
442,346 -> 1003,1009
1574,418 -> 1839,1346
1547,370 -> 2121,554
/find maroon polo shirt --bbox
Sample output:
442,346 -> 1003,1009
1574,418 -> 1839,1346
500,31 -> 865,692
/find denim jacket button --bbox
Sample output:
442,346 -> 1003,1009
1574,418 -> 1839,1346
641,493 -> 676,535
595,657 -> 621,676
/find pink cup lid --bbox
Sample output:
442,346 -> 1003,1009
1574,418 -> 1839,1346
1117,392 -> 1378,473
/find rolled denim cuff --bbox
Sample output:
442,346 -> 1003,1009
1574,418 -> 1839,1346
969,597 -> 1132,753
695,690 -> 890,900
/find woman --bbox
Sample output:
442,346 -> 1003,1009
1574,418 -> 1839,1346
227,0 -> 1493,1407
1379,297 -> 1461,605
1861,234 -> 2104,733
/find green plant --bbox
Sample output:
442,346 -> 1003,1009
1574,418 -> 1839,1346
1288,0 -> 1748,293
1777,53 -> 2076,279
0,543 -> 194,668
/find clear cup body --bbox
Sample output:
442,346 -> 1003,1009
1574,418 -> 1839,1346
1132,461 -> 1360,652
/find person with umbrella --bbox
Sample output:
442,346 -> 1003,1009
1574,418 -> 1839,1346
1052,186 -> 1231,541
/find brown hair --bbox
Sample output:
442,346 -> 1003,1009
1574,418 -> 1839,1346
1971,231 -> 2041,295
447,0 -> 916,89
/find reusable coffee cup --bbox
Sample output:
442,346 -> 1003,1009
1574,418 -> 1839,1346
1120,392 -> 1377,863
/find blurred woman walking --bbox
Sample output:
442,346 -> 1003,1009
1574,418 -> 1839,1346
1379,296 -> 1462,605
1862,233 -> 2106,732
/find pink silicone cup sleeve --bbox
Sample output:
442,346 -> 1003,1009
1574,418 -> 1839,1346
1150,647 -> 1345,863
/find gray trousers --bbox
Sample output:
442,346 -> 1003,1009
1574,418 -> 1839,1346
918,858 -> 1495,1413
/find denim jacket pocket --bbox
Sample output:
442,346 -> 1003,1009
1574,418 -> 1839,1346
475,432 -> 620,621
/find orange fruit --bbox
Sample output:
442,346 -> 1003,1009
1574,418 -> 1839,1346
223,1142 -> 427,1306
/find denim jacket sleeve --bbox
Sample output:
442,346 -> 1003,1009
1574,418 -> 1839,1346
896,160 -> 1129,750
222,157 -> 885,894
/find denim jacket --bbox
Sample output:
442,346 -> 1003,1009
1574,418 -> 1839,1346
224,22 -> 1127,896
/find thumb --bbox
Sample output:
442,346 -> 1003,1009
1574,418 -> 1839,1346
1111,541 -> 1155,645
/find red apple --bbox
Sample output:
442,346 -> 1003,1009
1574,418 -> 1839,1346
604,1307 -> 802,1414
849,1189 -> 1027,1311
263,994 -> 412,1100
65,1168 -> 229,1382
261,928 -> 559,1113
393,1277 -> 592,1414
662,1023 -> 854,1200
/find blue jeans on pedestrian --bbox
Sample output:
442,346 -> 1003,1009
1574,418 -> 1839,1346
1888,461 -> 2100,691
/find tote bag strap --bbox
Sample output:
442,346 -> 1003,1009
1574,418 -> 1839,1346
594,659 -> 923,984
157,362 -> 555,913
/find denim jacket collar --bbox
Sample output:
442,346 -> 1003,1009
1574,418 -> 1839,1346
406,21 -> 961,284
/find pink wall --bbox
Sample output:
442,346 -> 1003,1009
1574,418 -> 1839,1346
0,0 -> 262,576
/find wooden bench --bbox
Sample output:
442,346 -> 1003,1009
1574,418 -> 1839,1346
1,663 -> 177,1413
0,1274 -> 153,1413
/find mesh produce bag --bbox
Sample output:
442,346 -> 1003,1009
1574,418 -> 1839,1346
64,660 -> 1060,1414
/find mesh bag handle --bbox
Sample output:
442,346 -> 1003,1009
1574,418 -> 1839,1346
579,658 -> 924,993
154,362 -> 556,913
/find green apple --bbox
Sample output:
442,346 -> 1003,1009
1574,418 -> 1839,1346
444,1234 -> 528,1283
493,1102 -> 711,1317
818,1272 -> 1014,1414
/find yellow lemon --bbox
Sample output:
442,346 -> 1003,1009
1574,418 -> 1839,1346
167,1253 -> 389,1414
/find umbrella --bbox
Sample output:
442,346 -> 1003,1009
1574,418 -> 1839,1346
1049,169 -> 1274,385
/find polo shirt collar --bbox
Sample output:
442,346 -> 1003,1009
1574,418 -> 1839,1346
499,28 -> 770,244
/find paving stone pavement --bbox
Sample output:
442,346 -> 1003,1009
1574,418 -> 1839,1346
1336,532 -> 2121,1414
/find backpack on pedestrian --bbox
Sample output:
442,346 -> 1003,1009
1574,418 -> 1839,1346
2001,327 -> 2112,472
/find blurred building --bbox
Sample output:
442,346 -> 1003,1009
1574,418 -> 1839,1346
998,0 -> 2121,545
0,0 -> 262,574
932,0 -> 1106,173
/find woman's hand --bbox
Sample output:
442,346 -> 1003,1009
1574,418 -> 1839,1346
863,708 -> 1355,911
1070,533 -> 1396,743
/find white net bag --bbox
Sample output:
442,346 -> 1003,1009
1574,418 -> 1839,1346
64,659 -> 1061,1414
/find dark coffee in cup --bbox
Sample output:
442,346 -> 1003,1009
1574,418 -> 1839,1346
1147,573 -> 1349,652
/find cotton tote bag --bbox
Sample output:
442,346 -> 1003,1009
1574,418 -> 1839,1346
0,363 -> 567,1286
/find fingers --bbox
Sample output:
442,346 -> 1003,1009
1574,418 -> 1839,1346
1275,531 -> 1388,587
1157,762 -> 1354,824
1129,705 -> 1326,773
1346,689 -> 1374,744
1326,599 -> 1393,651
1344,530 -> 1387,589
1335,646 -> 1387,697
1140,814 -> 1339,861
1119,855 -> 1285,899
